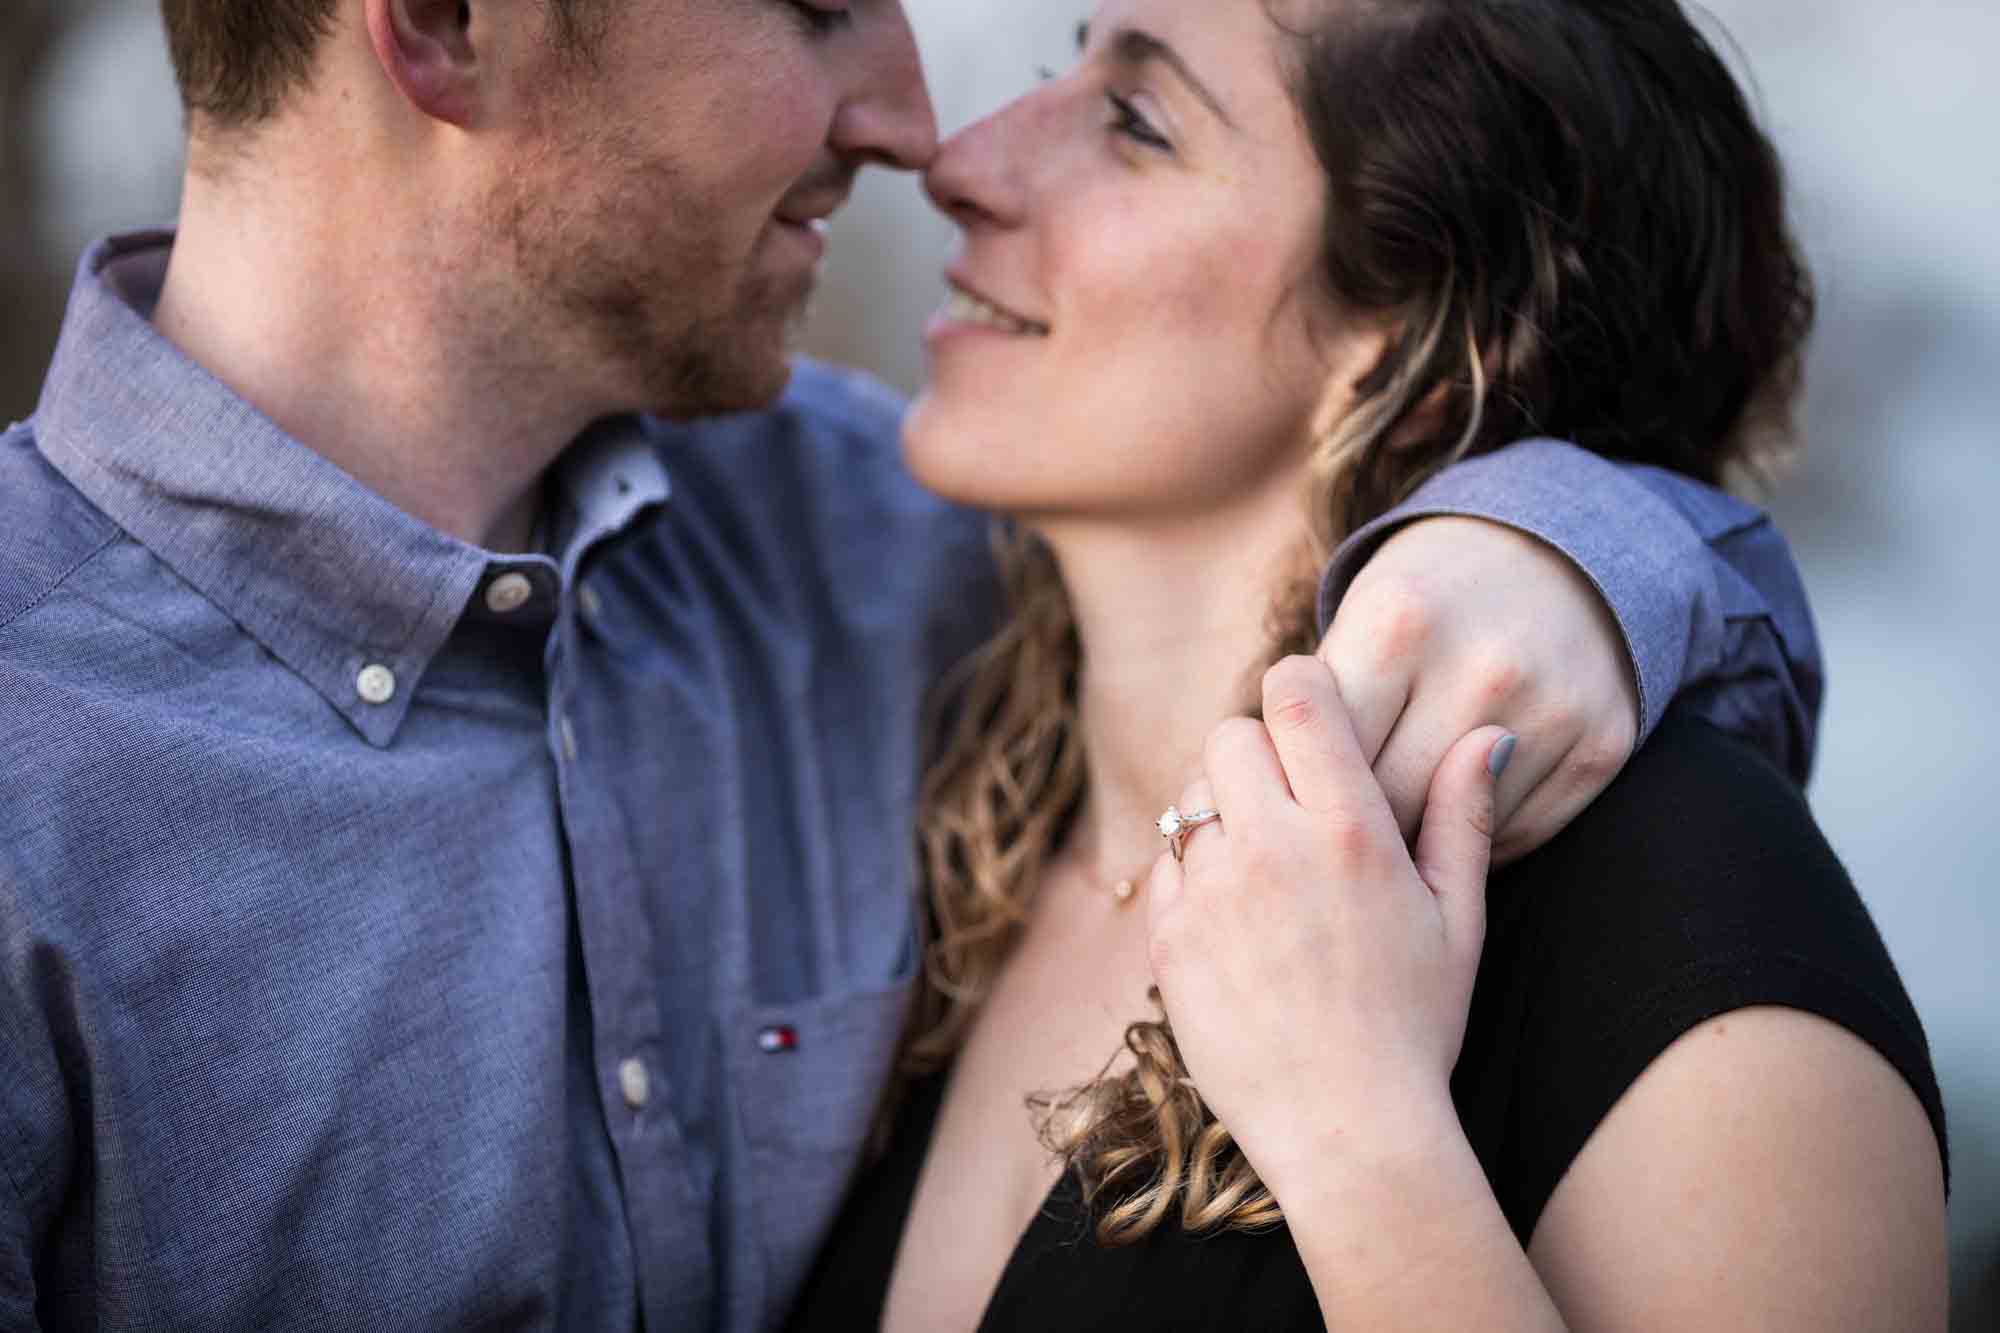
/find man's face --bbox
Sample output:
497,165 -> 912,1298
486,0 -> 937,419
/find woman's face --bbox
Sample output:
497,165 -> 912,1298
903,0 -> 1376,529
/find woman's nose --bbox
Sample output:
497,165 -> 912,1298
922,98 -> 1034,232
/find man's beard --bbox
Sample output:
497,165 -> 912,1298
609,259 -> 813,420
493,131 -> 815,422
530,221 -> 813,422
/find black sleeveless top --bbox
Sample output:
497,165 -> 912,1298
787,716 -> 1949,1331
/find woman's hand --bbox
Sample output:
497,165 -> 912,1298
1144,654 -> 1513,1194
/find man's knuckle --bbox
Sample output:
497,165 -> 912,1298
1568,736 -> 1628,787
1374,594 -> 1432,659
1473,651 -> 1527,707
1543,692 -> 1587,740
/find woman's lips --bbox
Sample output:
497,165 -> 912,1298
926,278 -> 1051,346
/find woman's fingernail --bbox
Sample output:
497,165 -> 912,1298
1488,733 -> 1518,779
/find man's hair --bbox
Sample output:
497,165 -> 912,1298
161,0 -> 601,128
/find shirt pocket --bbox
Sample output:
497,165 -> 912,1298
727,966 -> 918,1321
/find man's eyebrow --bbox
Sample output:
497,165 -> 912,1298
1074,20 -> 1239,130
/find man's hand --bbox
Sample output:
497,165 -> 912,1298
1317,515 -> 1639,864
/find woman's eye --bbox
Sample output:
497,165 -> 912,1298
1105,92 -> 1172,152
788,0 -> 852,35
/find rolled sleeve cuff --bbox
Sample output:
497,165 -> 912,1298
1317,438 -> 1725,744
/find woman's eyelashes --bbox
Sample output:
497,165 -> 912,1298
1033,64 -> 1174,154
1105,91 -> 1172,152
787,0 -> 852,36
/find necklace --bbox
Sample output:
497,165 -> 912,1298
1072,821 -> 1158,906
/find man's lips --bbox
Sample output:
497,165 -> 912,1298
771,180 -> 848,262
772,214 -> 830,263
774,182 -> 851,231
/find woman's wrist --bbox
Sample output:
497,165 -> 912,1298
1234,1074 -> 1466,1207
1261,1100 -> 1567,1332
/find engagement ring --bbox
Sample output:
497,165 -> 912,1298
1157,804 -> 1222,862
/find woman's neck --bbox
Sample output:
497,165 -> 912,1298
1039,493 -> 1316,887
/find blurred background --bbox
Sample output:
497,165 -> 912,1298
3,0 -> 1994,1323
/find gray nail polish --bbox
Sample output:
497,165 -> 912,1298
1488,734 -> 1518,779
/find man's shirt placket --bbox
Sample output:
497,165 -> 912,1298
544,440 -> 714,1330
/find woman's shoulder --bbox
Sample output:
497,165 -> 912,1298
1485,710 -> 1879,968
1456,711 -> 1947,1240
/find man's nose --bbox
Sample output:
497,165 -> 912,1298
829,5 -> 940,171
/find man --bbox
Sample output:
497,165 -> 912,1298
0,1 -> 1817,1328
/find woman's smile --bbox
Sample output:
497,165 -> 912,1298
926,277 -> 1051,345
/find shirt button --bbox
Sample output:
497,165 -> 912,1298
618,1057 -> 650,1110
355,664 -> 397,705
485,571 -> 535,614
559,715 -> 579,763
578,585 -> 604,620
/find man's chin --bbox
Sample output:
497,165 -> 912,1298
645,287 -> 815,420
649,359 -> 796,422
642,320 -> 803,421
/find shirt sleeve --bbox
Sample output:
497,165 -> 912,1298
1315,438 -> 1823,784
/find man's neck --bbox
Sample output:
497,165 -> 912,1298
152,161 -> 598,553
1040,490 -> 1317,885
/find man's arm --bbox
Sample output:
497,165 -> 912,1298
1315,438 -> 1820,861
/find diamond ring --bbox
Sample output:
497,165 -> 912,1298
1157,804 -> 1222,862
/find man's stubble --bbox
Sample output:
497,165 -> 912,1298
487,111 -> 813,425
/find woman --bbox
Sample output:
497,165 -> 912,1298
793,0 -> 1949,1327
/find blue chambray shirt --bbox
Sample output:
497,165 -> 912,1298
0,235 -> 1820,1331
1,235 -> 997,1332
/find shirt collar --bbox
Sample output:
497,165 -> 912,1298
33,232 -> 669,747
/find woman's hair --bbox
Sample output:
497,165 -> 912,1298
901,0 -> 1814,1244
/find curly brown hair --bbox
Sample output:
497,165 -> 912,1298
901,0 -> 1813,1244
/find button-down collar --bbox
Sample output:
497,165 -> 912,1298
31,233 -> 668,747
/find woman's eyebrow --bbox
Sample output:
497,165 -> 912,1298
1075,20 -> 1240,130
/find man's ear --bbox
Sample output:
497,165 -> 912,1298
366,0 -> 479,127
